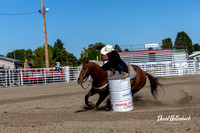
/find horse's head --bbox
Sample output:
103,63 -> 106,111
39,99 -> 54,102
77,57 -> 91,85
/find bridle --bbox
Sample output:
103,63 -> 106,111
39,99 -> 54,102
79,63 -> 91,90
80,77 -> 91,90
79,62 -> 100,90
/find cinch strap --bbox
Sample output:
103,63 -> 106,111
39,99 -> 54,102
93,83 -> 108,90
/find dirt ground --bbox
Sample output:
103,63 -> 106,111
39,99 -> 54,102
0,75 -> 200,133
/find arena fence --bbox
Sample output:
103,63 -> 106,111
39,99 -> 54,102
120,49 -> 188,64
0,60 -> 200,88
0,67 -> 81,88
134,60 -> 200,77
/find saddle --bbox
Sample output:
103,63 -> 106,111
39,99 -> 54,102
107,64 -> 136,79
127,63 -> 136,79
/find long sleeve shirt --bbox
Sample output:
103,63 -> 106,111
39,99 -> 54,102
101,51 -> 128,74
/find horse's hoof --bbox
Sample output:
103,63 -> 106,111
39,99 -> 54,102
92,106 -> 97,111
86,102 -> 96,109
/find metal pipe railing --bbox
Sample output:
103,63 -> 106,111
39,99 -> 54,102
1,60 -> 200,88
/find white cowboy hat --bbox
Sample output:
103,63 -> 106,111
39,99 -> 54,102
100,45 -> 114,55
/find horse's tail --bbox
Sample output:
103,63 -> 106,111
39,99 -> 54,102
146,72 -> 161,99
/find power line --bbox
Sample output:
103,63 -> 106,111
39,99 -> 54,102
0,11 -> 38,16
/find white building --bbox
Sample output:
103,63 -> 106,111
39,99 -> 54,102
0,56 -> 31,69
189,51 -> 200,61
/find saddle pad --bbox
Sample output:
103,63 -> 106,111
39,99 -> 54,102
106,64 -> 136,79
127,64 -> 136,79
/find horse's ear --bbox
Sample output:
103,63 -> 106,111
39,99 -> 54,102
81,57 -> 89,64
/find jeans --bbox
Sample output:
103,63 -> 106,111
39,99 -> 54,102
115,70 -> 121,75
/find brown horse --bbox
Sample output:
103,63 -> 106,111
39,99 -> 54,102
77,57 -> 161,110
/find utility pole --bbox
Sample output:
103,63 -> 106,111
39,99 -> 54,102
41,0 -> 49,68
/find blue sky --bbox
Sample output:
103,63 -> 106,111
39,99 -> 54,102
0,0 -> 200,58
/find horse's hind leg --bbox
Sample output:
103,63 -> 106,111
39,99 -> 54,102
96,93 -> 109,108
85,88 -> 96,109
95,88 -> 110,109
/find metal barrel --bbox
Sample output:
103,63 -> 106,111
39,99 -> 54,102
108,76 -> 133,112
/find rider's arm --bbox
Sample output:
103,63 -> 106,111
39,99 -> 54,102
113,52 -> 128,73
101,62 -> 111,71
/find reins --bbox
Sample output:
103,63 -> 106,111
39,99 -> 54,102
80,77 -> 92,90
80,63 -> 91,90
81,81 -> 92,90
80,62 -> 101,90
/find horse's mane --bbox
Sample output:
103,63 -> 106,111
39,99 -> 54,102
89,62 -> 102,69
89,62 -> 107,74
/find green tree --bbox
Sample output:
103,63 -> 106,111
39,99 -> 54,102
88,44 -> 99,60
5,39 -> 79,68
32,46 -> 45,68
193,43 -> 200,51
52,39 -> 67,65
161,38 -> 173,49
54,39 -> 65,50
148,47 -> 153,50
52,46 -> 66,65
32,45 -> 53,68
94,42 -> 105,52
124,48 -> 129,51
81,42 -> 105,60
66,53 -> 80,66
93,42 -> 105,61
52,39 -> 79,66
174,31 -> 194,54
115,44 -> 122,52
7,49 -> 33,61
25,49 -> 33,61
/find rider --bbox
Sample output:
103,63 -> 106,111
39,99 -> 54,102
100,45 -> 129,77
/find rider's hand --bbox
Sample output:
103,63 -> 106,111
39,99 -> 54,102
123,72 -> 129,77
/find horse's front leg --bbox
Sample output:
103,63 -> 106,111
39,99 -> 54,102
85,88 -> 96,109
95,88 -> 110,109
